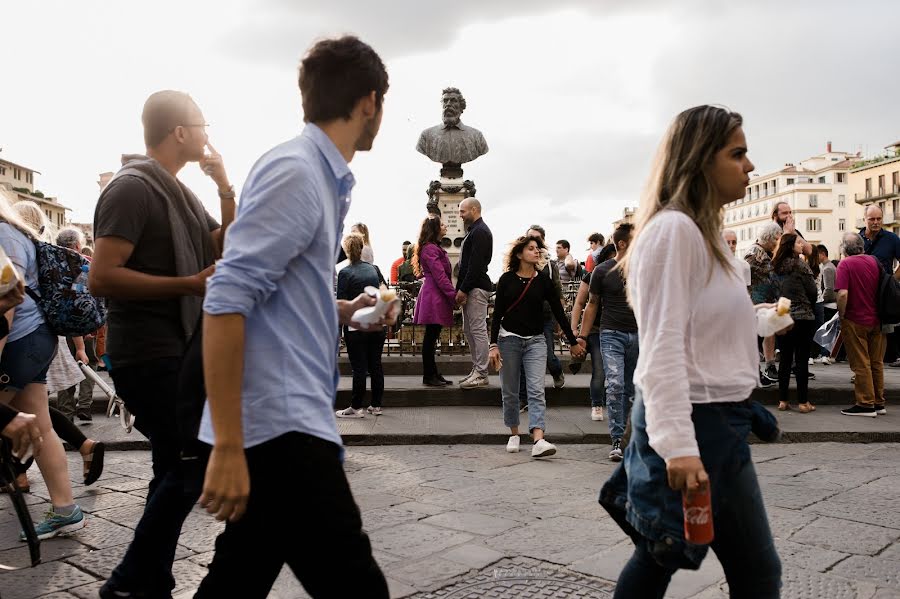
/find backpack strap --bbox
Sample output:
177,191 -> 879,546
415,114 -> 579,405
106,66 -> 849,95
24,287 -> 40,303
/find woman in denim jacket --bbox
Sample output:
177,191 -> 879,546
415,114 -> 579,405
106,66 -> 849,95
601,106 -> 781,598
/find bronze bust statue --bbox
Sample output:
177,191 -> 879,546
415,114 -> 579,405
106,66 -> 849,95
416,87 -> 488,173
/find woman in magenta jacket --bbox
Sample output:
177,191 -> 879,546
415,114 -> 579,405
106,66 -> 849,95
413,216 -> 457,386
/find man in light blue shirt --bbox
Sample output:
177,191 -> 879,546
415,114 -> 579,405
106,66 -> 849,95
194,36 -> 391,598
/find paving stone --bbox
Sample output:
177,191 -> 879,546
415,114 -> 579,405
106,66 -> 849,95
370,522 -> 473,559
68,515 -> 137,550
171,557 -> 211,594
74,490 -> 145,513
268,564 -> 312,598
355,492 -> 412,511
363,502 -> 446,532
97,477 -> 151,493
441,543 -> 507,569
830,555 -> 900,590
31,593 -> 80,599
0,537 -> 88,569
421,474 -> 495,492
760,482 -> 840,509
65,541 -> 193,579
92,503 -> 147,529
754,459 -> 820,477
774,539 -> 849,572
790,516 -> 899,555
174,512 -> 226,552
781,567 -> 861,599
389,555 -> 474,589
484,516 -> 618,565
68,581 -> 105,599
421,511 -> 518,536
879,543 -> 900,561
386,576 -> 418,599
0,560 -> 98,599
758,506 -> 818,540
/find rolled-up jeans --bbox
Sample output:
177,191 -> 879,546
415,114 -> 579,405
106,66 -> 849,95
518,318 -> 563,404
499,334 -> 548,433
462,288 -> 491,377
600,329 -> 639,442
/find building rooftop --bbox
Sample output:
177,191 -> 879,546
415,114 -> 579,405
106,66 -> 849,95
0,157 -> 40,175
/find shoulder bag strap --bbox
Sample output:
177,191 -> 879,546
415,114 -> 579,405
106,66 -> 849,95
506,274 -> 537,314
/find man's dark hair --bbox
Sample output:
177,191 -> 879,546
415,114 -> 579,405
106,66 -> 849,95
588,232 -> 604,245
612,223 -> 634,246
142,90 -> 197,148
527,224 -> 546,240
299,36 -> 389,123
817,244 -> 829,257
556,240 -> 570,251
402,240 -> 412,245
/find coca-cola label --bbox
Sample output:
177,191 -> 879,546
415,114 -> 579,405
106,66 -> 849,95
684,506 -> 710,525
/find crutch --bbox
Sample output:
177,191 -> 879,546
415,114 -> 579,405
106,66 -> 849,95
77,362 -> 134,433
0,440 -> 40,567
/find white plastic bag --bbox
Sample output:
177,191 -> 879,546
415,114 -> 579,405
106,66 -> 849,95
351,285 -> 400,330
813,313 -> 841,353
756,306 -> 794,337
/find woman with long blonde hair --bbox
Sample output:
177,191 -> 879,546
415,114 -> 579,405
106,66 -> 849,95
0,195 -> 85,539
600,106 -> 781,598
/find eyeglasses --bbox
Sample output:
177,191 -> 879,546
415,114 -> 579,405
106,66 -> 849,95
169,123 -> 209,133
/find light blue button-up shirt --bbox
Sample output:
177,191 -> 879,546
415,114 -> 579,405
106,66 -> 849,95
199,124 -> 354,452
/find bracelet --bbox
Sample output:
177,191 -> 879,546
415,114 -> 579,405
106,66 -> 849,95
218,185 -> 236,200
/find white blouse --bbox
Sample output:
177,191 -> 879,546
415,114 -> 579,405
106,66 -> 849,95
629,210 -> 758,461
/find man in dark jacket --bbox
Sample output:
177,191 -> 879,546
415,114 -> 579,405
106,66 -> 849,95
457,198 -> 492,388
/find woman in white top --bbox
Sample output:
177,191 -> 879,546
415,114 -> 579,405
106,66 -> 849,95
599,106 -> 781,598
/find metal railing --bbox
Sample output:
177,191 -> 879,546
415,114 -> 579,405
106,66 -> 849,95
337,280 -> 582,356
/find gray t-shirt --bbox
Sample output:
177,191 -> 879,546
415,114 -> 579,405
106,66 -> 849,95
93,175 -> 218,367
589,258 -> 637,333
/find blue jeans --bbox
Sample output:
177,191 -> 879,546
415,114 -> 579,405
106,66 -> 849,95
600,330 -> 639,441
588,332 -> 606,408
604,390 -> 781,598
500,335 -> 548,433
518,318 -> 563,404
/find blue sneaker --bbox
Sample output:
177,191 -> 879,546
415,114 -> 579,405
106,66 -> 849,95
21,506 -> 85,541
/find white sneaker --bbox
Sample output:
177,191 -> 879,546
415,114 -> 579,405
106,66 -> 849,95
819,356 -> 833,365
458,370 -> 476,385
591,407 -> 604,421
335,407 -> 365,418
460,375 -> 488,389
531,439 -> 557,458
366,406 -> 383,416
808,358 -> 815,366
506,435 -> 521,453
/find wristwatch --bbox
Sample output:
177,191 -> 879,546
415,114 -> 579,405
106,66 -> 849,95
218,185 -> 236,200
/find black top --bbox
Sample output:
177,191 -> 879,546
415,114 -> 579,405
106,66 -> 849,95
457,218 -> 493,293
589,259 -> 637,333
491,270 -> 578,345
0,403 -> 15,433
94,176 -> 218,367
336,261 -> 381,301
581,269 -> 600,334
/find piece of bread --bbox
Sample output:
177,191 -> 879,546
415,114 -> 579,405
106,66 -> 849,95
776,297 -> 791,316
380,287 -> 397,303
0,264 -> 14,285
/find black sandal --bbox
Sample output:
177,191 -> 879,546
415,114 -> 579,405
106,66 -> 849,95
83,441 -> 105,486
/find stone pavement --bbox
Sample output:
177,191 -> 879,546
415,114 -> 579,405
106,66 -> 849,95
2,443 -> 900,598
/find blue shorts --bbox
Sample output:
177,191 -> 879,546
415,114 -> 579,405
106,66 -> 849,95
0,323 -> 58,391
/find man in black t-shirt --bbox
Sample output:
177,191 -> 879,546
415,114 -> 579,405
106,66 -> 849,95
90,90 -> 236,599
578,224 -> 637,462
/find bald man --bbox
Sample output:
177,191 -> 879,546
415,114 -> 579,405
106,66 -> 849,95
457,198 -> 493,388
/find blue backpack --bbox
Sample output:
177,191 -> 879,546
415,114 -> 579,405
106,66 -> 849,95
24,241 -> 107,337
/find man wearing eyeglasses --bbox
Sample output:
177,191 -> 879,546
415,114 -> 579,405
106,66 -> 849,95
90,90 -> 235,599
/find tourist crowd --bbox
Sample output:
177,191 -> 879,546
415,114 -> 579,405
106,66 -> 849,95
1,34 -> 900,599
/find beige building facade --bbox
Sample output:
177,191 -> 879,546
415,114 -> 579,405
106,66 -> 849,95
0,156 -> 70,235
848,140 -> 900,235
724,144 -> 862,258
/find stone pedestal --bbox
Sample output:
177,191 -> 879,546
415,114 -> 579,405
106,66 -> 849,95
426,176 -> 476,282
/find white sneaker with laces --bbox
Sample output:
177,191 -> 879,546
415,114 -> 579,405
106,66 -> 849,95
366,406 -> 383,416
591,407 -> 604,421
531,439 -> 557,458
458,370 -> 476,385
506,435 -> 521,453
460,375 -> 488,389
335,407 -> 365,418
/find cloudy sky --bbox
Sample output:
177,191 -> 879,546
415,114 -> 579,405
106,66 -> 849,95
2,0 -> 898,278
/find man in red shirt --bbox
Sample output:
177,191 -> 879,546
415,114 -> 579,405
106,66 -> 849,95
583,232 -> 604,273
389,240 -> 412,285
836,232 -> 885,417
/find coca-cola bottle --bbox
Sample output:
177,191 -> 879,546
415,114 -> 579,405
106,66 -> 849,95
682,487 -> 714,544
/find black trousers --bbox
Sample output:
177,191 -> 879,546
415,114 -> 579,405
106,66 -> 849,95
106,357 -> 207,595
422,324 -> 442,378
345,330 -> 385,409
195,432 -> 389,599
777,319 -> 816,404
